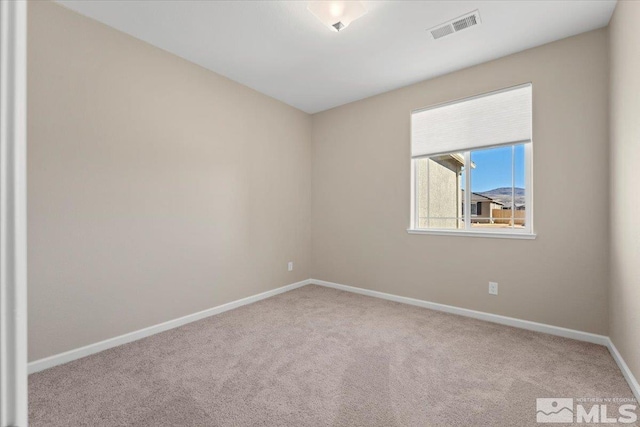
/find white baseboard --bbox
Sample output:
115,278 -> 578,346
607,339 -> 640,402
310,279 -> 640,399
28,279 -> 312,374
310,279 -> 609,346
29,276 -> 640,404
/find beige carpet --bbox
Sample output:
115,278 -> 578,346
29,285 -> 634,426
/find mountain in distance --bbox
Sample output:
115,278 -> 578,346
478,187 -> 525,207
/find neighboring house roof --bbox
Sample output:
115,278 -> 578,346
448,153 -> 465,166
501,201 -> 526,209
443,153 -> 476,169
431,153 -> 476,169
461,190 -> 504,205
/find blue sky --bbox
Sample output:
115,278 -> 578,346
469,144 -> 525,192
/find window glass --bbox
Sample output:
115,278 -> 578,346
413,143 -> 529,233
470,145 -> 522,229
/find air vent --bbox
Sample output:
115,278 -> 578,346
431,25 -> 454,40
428,10 -> 481,40
452,14 -> 477,31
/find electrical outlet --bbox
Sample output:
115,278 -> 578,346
489,282 -> 498,295
288,261 -> 293,272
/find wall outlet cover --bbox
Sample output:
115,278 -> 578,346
489,282 -> 498,295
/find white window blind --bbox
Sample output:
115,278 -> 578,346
411,84 -> 532,158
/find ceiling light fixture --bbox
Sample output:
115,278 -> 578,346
307,1 -> 367,32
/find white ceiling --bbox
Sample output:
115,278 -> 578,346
57,0 -> 617,114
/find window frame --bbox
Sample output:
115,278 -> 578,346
408,86 -> 535,239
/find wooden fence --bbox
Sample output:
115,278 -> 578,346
491,209 -> 526,225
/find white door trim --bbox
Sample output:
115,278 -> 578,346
0,0 -> 28,425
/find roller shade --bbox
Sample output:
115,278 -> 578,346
411,84 -> 532,158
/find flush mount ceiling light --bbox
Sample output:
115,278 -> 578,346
307,1 -> 367,32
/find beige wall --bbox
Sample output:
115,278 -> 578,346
28,1 -> 312,361
609,0 -> 640,385
311,29 -> 610,335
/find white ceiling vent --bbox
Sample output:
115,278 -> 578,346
429,10 -> 481,40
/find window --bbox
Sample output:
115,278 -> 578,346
409,84 -> 534,238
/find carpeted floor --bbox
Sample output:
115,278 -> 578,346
29,285 -> 634,426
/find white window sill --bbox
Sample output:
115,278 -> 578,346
407,229 -> 537,240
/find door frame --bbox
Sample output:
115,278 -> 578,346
0,0 -> 28,425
